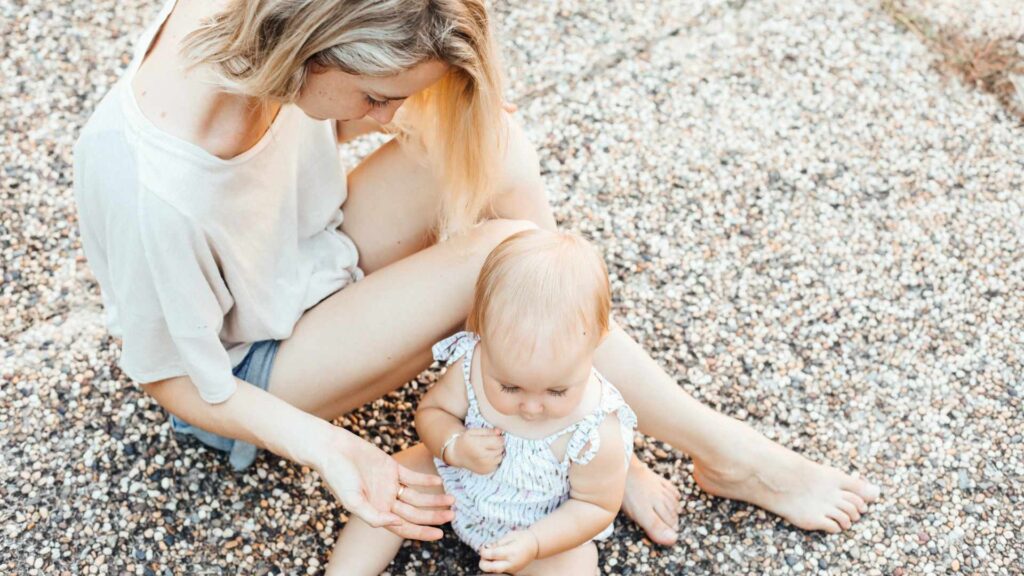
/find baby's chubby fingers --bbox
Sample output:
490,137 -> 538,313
480,535 -> 517,557
478,560 -> 511,574
478,559 -> 512,574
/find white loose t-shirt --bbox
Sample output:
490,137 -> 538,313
73,0 -> 363,403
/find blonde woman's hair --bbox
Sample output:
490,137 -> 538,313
181,0 -> 506,236
466,229 -> 612,357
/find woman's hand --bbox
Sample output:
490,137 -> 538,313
478,529 -> 540,574
317,428 -> 454,540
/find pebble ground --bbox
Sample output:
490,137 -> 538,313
2,0 -> 1022,574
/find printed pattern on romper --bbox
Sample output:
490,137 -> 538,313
430,331 -> 638,552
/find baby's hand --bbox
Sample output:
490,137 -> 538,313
449,428 -> 504,475
478,530 -> 539,574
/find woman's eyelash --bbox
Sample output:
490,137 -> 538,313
365,96 -> 389,108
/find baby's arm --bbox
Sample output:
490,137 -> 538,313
415,358 -> 504,474
478,415 -> 628,573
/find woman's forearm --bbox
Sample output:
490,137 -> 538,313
143,375 -> 341,469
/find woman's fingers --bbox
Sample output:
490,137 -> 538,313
397,464 -> 443,487
386,519 -> 446,542
392,500 -> 455,526
342,491 -> 401,528
397,486 -> 455,509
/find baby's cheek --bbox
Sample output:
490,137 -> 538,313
490,395 -> 519,416
548,399 -> 578,419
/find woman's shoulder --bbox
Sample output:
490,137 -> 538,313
131,0 -> 274,161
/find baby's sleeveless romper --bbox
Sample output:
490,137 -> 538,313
431,331 -> 638,552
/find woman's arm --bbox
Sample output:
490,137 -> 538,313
145,375 -> 336,467
145,375 -> 453,541
478,415 -> 628,573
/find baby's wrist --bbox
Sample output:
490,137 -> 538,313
525,528 -> 541,560
440,431 -> 462,466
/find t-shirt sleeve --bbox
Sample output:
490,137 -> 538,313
74,125 -> 238,404
131,188 -> 239,403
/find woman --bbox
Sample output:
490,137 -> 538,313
73,0 -> 879,560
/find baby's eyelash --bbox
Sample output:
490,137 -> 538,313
499,384 -> 519,394
548,389 -> 568,397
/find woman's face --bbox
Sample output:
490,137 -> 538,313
295,60 -> 449,124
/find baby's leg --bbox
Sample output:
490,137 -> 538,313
326,444 -> 446,575
515,541 -> 598,576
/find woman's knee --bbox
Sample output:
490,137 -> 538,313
466,218 -> 538,259
491,113 -> 556,229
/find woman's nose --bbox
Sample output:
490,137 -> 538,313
367,101 -> 401,124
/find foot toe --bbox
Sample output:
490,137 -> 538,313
842,490 -> 868,513
845,477 -> 881,502
661,476 -> 681,499
826,507 -> 852,531
837,498 -> 861,522
655,498 -> 679,528
823,518 -> 843,534
639,507 -> 678,545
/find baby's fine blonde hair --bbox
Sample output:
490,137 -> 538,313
181,0 -> 505,236
467,229 -> 612,357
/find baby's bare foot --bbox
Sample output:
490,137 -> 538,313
622,458 -> 680,545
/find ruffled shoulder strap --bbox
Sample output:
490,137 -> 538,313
431,331 -> 478,365
565,372 -> 637,467
431,330 -> 481,406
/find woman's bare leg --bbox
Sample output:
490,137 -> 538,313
594,326 -> 880,533
268,116 -> 875,545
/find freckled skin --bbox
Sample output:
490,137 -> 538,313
294,60 -> 448,124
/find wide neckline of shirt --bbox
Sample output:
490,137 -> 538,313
119,0 -> 295,167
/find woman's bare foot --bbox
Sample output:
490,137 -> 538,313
692,423 -> 880,533
621,458 -> 681,545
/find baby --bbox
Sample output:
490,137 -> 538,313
332,228 -> 636,575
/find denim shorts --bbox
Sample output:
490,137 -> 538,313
170,339 -> 280,472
